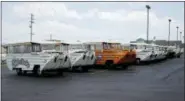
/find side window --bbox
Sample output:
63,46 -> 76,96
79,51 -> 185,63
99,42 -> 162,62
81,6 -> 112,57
14,46 -> 19,53
87,45 -> 91,50
25,45 -> 31,53
103,43 -> 110,49
8,46 -> 14,53
32,45 -> 41,52
103,43 -> 106,49
20,45 -> 25,53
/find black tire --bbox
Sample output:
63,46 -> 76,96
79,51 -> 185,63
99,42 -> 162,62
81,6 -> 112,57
122,65 -> 129,70
16,69 -> 22,76
105,61 -> 114,69
70,67 -> 76,72
135,58 -> 141,65
23,71 -> 27,75
33,67 -> 42,76
57,70 -> 63,75
82,66 -> 89,72
177,55 -> 180,58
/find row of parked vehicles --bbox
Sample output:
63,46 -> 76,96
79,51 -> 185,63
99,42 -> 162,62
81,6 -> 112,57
3,40 -> 183,76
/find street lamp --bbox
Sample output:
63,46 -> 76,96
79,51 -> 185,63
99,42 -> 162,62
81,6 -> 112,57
168,19 -> 171,46
176,26 -> 179,48
176,26 -> 179,41
146,5 -> 151,44
180,32 -> 182,42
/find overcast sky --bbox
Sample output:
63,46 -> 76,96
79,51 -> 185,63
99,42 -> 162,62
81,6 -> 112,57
2,2 -> 184,44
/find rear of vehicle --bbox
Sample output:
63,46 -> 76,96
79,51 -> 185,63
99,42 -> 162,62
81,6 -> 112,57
90,42 -> 130,69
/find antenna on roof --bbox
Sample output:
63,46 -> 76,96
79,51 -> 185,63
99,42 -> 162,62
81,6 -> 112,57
29,13 -> 35,42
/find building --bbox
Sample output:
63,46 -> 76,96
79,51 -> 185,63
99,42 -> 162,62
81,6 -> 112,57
130,38 -> 184,48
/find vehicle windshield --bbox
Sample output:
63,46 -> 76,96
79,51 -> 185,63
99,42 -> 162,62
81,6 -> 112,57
103,43 -> 121,50
130,44 -> 145,49
61,45 -> 69,52
84,44 -> 94,50
42,44 -> 56,50
69,44 -> 84,50
111,43 -> 121,49
122,45 -> 130,50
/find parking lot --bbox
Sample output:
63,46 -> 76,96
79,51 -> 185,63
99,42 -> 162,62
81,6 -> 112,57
2,56 -> 184,101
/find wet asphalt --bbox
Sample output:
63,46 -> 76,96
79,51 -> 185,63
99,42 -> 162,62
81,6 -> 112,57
1,56 -> 184,101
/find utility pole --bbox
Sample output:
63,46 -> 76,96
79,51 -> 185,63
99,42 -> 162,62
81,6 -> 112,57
168,19 -> 171,46
146,5 -> 151,44
29,13 -> 35,42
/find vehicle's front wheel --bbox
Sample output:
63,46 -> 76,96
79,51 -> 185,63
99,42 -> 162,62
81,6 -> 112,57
33,67 -> 42,76
135,58 -> 141,65
16,69 -> 22,76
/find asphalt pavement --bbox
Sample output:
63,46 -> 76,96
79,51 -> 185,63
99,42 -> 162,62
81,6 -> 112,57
1,56 -> 184,101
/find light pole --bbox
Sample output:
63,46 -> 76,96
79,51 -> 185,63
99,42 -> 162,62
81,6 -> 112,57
168,19 -> 171,46
180,32 -> 182,42
176,26 -> 179,48
146,5 -> 151,44
176,26 -> 179,41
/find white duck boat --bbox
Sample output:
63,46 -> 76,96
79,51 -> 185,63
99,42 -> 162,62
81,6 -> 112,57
166,46 -> 176,58
149,44 -> 166,60
40,40 -> 71,71
68,43 -> 96,72
129,42 -> 155,64
6,42 -> 69,76
174,45 -> 181,58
